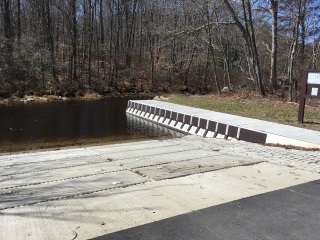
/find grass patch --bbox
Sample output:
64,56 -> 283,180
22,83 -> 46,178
167,93 -> 320,132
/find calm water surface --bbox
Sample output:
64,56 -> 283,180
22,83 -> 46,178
0,99 -> 183,153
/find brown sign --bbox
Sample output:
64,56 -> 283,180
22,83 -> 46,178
298,70 -> 320,123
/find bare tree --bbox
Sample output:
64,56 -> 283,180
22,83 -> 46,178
222,0 -> 265,96
3,0 -> 12,64
71,0 -> 78,84
285,0 -> 302,102
44,0 -> 58,86
1,0 -> 319,98
87,0 -> 97,88
125,0 -> 138,68
311,2 -> 320,69
269,0 -> 278,91
17,0 -> 21,42
204,1 -> 221,93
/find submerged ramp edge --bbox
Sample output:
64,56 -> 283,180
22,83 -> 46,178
126,100 -> 320,149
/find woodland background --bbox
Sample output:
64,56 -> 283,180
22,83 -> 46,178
0,0 -> 319,101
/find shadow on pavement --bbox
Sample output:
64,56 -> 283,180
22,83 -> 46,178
92,180 -> 320,240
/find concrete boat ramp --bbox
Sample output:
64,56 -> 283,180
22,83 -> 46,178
1,102 -> 320,239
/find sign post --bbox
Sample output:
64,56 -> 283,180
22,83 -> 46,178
298,70 -> 320,123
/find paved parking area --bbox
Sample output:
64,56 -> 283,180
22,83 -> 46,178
95,179 -> 320,240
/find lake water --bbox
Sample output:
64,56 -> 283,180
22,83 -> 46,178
0,99 -> 183,153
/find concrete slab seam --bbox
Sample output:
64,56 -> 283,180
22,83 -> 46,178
0,143 -> 180,168
128,153 -> 245,170
86,140 -> 165,150
148,161 -> 263,181
88,148 -> 203,162
0,154 -> 98,167
0,181 -> 149,211
0,159 -> 117,177
0,168 -> 127,190
0,148 -> 90,160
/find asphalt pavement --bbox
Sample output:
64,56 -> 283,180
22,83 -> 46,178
93,179 -> 320,240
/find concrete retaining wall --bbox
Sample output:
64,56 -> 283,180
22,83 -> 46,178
126,100 -> 267,145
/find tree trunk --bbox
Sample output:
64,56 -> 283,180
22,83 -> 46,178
184,44 -> 196,87
99,0 -> 105,70
17,0 -> 21,42
300,0 -> 307,65
209,44 -> 221,94
222,0 -> 265,96
71,0 -> 78,83
213,8 -> 231,88
312,3 -> 317,69
109,0 -> 121,89
125,0 -> 138,68
4,0 -> 12,40
269,0 -> 278,91
246,0 -> 265,96
202,47 -> 209,85
45,0 -> 58,86
206,3 -> 221,93
87,0 -> 96,88
288,0 -> 301,102
148,34 -> 156,89
3,0 -> 13,65
108,0 -> 114,85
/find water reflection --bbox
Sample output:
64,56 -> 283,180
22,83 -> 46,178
126,113 -> 185,139
0,99 -> 184,153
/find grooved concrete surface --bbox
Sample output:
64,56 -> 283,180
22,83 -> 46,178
0,134 -> 319,240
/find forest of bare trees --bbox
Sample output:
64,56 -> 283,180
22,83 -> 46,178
0,0 -> 319,100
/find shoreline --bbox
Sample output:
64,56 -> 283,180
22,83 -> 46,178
0,137 -> 153,156
0,91 -> 159,105
1,134 -> 318,157
0,133 -> 181,156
